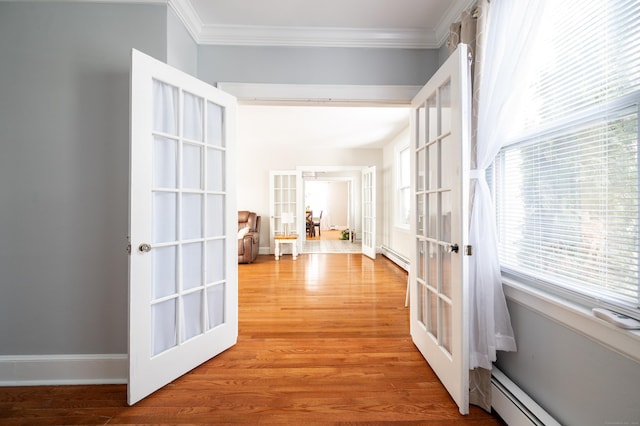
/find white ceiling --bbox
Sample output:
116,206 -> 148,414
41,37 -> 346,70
171,0 -> 469,149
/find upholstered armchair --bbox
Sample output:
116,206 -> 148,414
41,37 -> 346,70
238,211 -> 261,264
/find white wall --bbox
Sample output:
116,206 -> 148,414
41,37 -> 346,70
381,126 -> 412,259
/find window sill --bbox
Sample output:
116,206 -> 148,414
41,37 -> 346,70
501,276 -> 640,364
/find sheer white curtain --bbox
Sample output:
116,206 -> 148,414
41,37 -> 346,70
469,0 -> 548,369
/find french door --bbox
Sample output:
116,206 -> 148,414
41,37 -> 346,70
269,170 -> 303,251
361,166 -> 377,259
128,49 -> 238,405
410,44 -> 471,414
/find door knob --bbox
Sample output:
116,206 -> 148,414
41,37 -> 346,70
447,243 -> 459,254
139,243 -> 152,253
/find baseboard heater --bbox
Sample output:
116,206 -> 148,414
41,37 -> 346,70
491,368 -> 561,426
380,245 -> 409,271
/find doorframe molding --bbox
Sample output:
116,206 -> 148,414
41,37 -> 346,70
217,83 -> 420,106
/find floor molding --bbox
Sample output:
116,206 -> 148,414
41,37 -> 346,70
0,354 -> 127,386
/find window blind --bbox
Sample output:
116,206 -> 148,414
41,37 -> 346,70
494,0 -> 640,315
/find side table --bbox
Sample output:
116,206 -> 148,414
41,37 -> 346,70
274,235 -> 298,260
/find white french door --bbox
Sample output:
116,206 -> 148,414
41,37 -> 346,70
128,49 -> 238,405
269,170 -> 303,251
361,166 -> 376,259
409,44 -> 471,414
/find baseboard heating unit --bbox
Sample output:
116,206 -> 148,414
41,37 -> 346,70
491,368 -> 560,426
380,245 -> 409,271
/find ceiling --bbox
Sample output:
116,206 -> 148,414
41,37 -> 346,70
170,0 -> 471,148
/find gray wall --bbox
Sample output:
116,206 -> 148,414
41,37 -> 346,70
496,301 -> 640,425
167,8 -> 198,76
0,2 -> 166,354
198,45 -> 440,86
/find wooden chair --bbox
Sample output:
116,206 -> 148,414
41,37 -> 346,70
312,211 -> 322,237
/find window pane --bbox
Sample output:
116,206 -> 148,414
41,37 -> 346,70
494,0 -> 640,315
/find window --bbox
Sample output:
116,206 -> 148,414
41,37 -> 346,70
493,0 -> 640,318
397,145 -> 410,227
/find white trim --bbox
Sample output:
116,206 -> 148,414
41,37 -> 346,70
217,83 -> 421,106
491,367 -> 561,426
198,25 -> 438,49
0,354 -> 128,386
502,277 -> 640,364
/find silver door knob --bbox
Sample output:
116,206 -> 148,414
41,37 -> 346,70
139,243 -> 152,253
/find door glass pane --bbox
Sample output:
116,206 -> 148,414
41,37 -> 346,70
207,102 -> 224,147
441,136 -> 454,189
153,80 -> 178,135
441,190 -> 452,243
441,300 -> 452,354
182,242 -> 202,290
207,283 -> 225,329
153,136 -> 177,188
417,104 -> 426,148
418,282 -> 427,326
428,289 -> 438,338
429,242 -> 438,287
206,195 -> 225,238
417,147 -> 426,192
440,80 -> 452,136
442,247 -> 452,298
427,94 -> 438,141
429,142 -> 439,190
417,241 -> 427,281
417,194 -> 425,236
182,290 -> 203,342
151,299 -> 177,356
183,92 -> 203,142
206,239 -> 225,283
153,192 -> 176,243
428,193 -> 438,238
153,245 -> 177,299
182,193 -> 202,240
207,148 -> 225,192
183,143 -> 202,189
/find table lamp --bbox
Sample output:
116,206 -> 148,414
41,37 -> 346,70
281,212 -> 294,236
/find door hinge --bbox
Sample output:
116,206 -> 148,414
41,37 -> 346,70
126,236 -> 131,255
465,245 -> 473,256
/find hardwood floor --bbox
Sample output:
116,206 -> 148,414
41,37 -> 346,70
0,254 -> 503,425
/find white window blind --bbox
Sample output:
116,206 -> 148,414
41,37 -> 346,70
494,0 -> 640,316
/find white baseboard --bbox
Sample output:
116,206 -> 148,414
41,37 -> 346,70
491,368 -> 560,426
380,245 -> 410,271
0,354 -> 128,386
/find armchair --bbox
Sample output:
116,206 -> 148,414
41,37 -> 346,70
238,211 -> 261,263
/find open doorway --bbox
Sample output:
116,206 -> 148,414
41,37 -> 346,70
301,170 -> 362,253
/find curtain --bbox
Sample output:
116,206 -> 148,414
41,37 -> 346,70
470,0 -> 548,369
447,0 -> 550,410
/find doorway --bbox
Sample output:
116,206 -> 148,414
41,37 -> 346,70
302,173 -> 361,253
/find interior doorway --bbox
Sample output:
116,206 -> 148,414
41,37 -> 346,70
300,168 -> 361,253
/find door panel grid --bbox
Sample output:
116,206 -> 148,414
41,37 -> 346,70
409,44 -> 470,415
149,79 -> 228,356
129,49 -> 237,405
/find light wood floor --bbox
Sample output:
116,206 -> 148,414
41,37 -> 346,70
0,254 -> 503,425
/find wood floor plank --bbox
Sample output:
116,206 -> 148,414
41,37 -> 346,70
0,254 -> 503,425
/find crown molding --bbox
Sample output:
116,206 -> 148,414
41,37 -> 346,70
198,25 -> 439,49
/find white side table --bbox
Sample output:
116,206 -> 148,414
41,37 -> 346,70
274,235 -> 298,260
